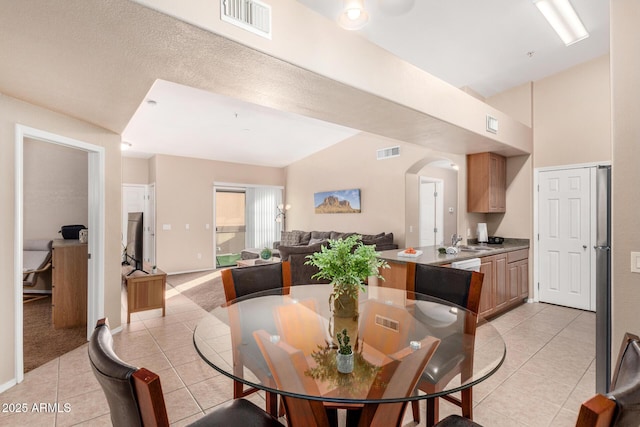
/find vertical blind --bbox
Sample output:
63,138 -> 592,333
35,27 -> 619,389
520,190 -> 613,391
245,186 -> 283,249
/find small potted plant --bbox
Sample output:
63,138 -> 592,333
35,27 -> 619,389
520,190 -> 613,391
305,234 -> 388,318
336,328 -> 354,373
151,265 -> 157,274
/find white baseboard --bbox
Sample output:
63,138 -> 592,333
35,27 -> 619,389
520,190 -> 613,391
0,378 -> 17,393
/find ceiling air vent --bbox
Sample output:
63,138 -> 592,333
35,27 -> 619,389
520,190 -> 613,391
377,146 -> 400,160
221,0 -> 272,39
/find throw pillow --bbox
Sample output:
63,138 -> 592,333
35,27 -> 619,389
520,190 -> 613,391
308,238 -> 326,245
311,231 -> 332,240
292,230 -> 312,245
280,231 -> 301,246
361,232 -> 385,244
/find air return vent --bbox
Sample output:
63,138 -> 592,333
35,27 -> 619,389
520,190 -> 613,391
376,146 -> 400,160
221,0 -> 272,39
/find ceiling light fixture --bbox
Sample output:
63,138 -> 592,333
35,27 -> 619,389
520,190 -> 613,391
338,0 -> 369,31
121,142 -> 132,151
533,0 -> 589,46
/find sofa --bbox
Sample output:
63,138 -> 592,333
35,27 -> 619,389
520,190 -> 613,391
276,230 -> 398,285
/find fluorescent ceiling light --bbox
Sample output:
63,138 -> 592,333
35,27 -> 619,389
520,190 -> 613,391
339,0 -> 369,31
534,0 -> 589,46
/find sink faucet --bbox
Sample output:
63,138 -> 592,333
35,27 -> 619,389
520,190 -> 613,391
451,233 -> 463,247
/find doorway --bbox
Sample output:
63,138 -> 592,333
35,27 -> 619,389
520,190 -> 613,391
14,124 -> 105,383
536,164 -> 597,311
122,183 -> 156,266
419,177 -> 444,247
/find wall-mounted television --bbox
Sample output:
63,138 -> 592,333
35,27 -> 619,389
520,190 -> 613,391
126,212 -> 144,273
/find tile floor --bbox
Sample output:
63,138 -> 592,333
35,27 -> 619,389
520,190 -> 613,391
0,278 -> 595,426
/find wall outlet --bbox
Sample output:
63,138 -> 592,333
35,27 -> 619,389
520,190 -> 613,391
162,224 -> 171,231
197,253 -> 202,260
185,223 -> 190,230
205,224 -> 210,230
631,252 -> 640,273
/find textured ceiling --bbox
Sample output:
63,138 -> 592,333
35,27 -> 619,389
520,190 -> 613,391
0,0 -> 529,165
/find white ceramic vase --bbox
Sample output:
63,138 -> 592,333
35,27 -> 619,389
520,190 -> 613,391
336,351 -> 354,374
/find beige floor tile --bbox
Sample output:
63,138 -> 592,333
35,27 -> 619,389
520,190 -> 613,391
481,385 -> 561,426
57,368 -> 102,400
54,389 -> 109,427
173,358 -> 221,386
500,369 -> 575,405
0,409 -> 56,426
551,407 -> 580,427
164,343 -> 206,367
187,375 -> 234,410
472,403 -> 527,427
163,387 -> 203,424
128,350 -> 172,373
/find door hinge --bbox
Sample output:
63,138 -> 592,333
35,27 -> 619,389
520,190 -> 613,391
537,234 -> 540,241
537,282 -> 540,291
434,191 -> 438,197
433,227 -> 438,233
88,253 -> 92,259
537,185 -> 540,192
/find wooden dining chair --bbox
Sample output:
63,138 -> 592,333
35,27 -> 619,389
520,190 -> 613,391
576,332 -> 640,427
221,261 -> 292,416
88,318 -> 282,427
405,262 -> 484,426
254,329 -> 440,427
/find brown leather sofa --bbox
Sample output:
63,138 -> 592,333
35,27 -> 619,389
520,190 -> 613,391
276,230 -> 398,285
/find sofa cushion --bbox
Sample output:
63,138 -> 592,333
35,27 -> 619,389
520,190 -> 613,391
361,232 -> 385,243
330,231 -> 356,241
292,230 -> 312,245
311,231 -> 332,240
363,232 -> 394,248
278,242 -> 326,262
280,231 -> 301,246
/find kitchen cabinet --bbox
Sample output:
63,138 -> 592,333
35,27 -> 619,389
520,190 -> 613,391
467,152 -> 506,213
52,239 -> 87,329
507,249 -> 529,302
478,253 -> 507,318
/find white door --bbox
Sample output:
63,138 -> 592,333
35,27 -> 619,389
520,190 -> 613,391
145,184 -> 156,266
538,168 -> 592,310
122,184 -> 146,257
419,179 -> 444,246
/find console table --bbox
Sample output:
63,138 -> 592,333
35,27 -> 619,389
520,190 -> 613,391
121,264 -> 166,323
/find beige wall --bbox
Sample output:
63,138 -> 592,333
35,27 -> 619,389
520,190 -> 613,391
611,0 -> 640,359
533,55 -> 612,168
0,93 -> 121,388
24,138 -> 88,240
153,154 -> 285,273
122,156 -> 151,184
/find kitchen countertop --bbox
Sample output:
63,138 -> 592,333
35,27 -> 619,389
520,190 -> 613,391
377,238 -> 530,266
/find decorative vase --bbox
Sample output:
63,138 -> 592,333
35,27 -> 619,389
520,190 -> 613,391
260,248 -> 272,260
336,351 -> 354,374
333,292 -> 358,318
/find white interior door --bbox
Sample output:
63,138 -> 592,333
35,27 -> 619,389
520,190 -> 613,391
145,184 -> 156,266
538,167 -> 592,310
122,184 -> 146,258
419,179 -> 444,246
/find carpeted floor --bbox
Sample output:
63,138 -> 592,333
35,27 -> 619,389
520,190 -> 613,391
167,269 -> 228,312
23,295 -> 87,372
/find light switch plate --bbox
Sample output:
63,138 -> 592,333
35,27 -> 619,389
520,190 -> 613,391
162,224 -> 171,231
631,252 -> 640,273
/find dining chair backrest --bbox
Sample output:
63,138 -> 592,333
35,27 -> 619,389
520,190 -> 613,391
90,318 -> 283,427
221,261 -> 291,302
89,318 -> 169,427
576,332 -> 640,427
254,330 -> 331,427
406,263 -> 484,314
357,336 -> 441,427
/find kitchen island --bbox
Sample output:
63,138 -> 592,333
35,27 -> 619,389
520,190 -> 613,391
375,239 -> 530,319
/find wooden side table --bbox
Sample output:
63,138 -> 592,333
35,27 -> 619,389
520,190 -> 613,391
121,265 -> 166,323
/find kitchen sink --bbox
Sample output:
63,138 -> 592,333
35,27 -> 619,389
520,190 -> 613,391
458,245 -> 492,252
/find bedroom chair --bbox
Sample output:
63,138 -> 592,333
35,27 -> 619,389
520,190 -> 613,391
221,261 -> 292,416
88,318 -> 282,427
22,239 -> 53,289
576,332 -> 640,427
405,262 -> 484,427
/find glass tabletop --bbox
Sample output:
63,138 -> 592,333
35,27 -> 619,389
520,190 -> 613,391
193,284 -> 506,404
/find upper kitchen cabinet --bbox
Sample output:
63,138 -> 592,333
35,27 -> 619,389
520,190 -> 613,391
467,152 -> 506,213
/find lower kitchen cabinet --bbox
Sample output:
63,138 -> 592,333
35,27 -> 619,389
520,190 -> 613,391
478,253 -> 507,318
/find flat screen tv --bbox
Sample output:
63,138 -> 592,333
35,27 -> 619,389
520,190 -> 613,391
126,212 -> 144,273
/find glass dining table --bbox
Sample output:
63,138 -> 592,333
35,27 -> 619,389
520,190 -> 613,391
193,284 -> 506,427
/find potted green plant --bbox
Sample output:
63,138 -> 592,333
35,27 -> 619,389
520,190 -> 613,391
305,234 -> 388,318
336,328 -> 354,373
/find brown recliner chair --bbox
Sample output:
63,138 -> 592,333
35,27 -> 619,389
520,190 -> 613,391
576,332 -> 640,427
88,318 -> 282,427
